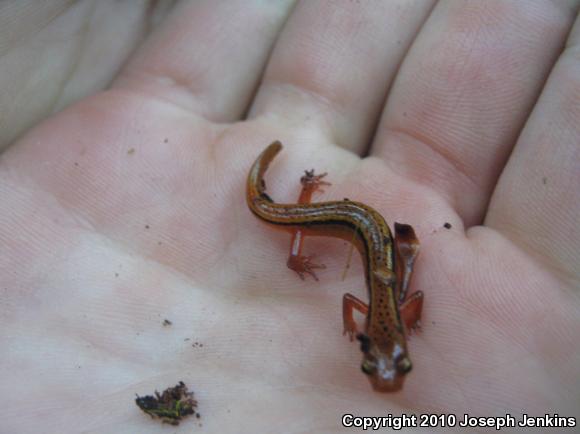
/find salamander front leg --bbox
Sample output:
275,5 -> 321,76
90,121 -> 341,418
286,170 -> 330,281
342,293 -> 368,341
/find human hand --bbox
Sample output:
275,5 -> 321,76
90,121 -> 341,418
0,0 -> 175,151
1,2 -> 578,433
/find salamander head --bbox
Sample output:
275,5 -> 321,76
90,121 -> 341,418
356,333 -> 412,392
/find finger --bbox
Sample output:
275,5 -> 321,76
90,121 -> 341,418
250,0 -> 434,152
113,0 -> 295,122
374,1 -> 579,225
485,15 -> 580,280
0,0 -> 159,150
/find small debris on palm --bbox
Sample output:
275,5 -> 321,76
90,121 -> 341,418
135,381 -> 198,426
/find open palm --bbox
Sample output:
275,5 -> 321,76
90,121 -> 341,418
1,2 -> 579,433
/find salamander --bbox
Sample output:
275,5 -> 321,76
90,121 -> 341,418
246,141 -> 423,392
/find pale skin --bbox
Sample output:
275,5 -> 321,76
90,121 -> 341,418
1,1 -> 579,433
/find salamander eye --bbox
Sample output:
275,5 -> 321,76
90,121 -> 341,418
396,357 -> 412,374
361,359 -> 377,375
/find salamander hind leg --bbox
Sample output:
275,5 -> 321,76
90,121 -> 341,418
393,222 -> 420,303
400,290 -> 424,335
394,223 -> 423,334
287,252 -> 326,281
342,293 -> 369,341
286,170 -> 331,281
300,169 -> 330,195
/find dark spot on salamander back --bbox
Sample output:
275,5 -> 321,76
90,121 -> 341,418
444,222 -> 452,229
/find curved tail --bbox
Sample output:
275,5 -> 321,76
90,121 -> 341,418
246,141 -> 283,208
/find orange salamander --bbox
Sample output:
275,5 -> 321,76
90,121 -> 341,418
246,141 -> 424,392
